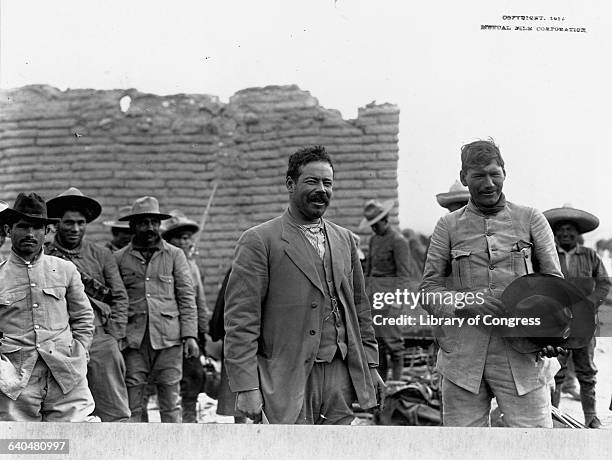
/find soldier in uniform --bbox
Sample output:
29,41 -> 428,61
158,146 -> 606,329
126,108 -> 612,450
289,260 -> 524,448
46,187 -> 131,422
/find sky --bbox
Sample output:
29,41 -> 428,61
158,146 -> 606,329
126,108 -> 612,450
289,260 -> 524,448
1,0 -> 611,243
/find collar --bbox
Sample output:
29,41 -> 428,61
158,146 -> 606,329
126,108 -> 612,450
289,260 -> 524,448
557,243 -> 584,255
466,194 -> 508,217
131,236 -> 164,251
8,248 -> 44,266
286,208 -> 325,231
49,235 -> 83,257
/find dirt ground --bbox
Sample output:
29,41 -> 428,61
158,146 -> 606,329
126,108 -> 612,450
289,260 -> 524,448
145,301 -> 612,428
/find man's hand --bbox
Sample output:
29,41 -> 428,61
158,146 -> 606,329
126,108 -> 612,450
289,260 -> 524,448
455,294 -> 506,319
183,337 -> 199,358
236,389 -> 263,422
538,345 -> 568,359
369,368 -> 386,405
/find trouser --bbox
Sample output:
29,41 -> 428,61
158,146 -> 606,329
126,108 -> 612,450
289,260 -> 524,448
180,354 -> 204,423
0,358 -> 95,422
552,338 -> 597,418
123,337 -> 183,423
295,354 -> 357,425
88,327 -> 131,422
441,335 -> 553,427
377,336 -> 405,382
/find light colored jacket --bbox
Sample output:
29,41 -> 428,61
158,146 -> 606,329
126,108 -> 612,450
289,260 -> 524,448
0,251 -> 94,400
419,200 -> 563,395
115,240 -> 197,350
224,210 -> 378,424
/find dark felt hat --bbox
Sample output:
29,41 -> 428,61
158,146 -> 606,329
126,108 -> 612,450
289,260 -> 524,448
501,273 -> 596,353
46,187 -> 102,223
0,193 -> 59,225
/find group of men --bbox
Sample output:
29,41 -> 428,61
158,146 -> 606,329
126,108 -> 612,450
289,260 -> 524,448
0,141 -> 609,427
0,190 -> 208,422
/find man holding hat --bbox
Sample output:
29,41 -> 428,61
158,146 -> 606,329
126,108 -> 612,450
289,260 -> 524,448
115,196 -> 198,423
161,210 -> 210,423
361,199 -> 419,381
0,193 -> 95,421
420,139 -> 564,427
103,205 -> 133,252
45,187 -> 131,422
544,204 -> 611,428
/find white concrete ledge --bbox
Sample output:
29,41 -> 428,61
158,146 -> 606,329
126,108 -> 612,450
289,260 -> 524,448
0,423 -> 609,460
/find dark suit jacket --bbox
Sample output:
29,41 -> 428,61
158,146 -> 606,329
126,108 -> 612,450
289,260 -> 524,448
224,210 -> 379,424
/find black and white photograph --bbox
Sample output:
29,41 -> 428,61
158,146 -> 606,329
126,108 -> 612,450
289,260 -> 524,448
1,0 -> 611,458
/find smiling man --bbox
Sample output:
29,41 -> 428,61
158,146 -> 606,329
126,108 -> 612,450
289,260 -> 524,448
45,187 -> 131,422
419,139 -> 564,427
224,145 -> 383,424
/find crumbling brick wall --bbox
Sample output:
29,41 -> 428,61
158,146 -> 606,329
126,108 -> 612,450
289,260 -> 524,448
0,84 -> 399,305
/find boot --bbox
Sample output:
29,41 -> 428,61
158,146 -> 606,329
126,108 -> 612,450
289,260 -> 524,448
585,415 -> 602,429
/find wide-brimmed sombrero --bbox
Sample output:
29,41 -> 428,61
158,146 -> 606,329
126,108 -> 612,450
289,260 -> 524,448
501,273 -> 596,353
46,187 -> 102,223
161,210 -> 200,240
119,196 -> 172,221
543,205 -> 599,234
359,199 -> 395,228
436,180 -> 470,209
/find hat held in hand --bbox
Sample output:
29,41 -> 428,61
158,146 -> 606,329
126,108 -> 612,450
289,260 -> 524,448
501,273 -> 596,354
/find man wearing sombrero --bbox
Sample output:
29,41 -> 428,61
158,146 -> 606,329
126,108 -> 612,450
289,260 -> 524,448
544,204 -> 611,428
361,199 -> 419,381
115,196 -> 198,423
0,193 -> 96,421
45,187 -> 131,422
161,210 -> 210,423
420,139 -> 564,427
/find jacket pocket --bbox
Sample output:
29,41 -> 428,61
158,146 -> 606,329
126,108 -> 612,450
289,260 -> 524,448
0,291 -> 27,308
159,310 -> 180,341
158,275 -> 175,299
511,240 -> 533,276
450,249 -> 473,289
42,287 -> 69,329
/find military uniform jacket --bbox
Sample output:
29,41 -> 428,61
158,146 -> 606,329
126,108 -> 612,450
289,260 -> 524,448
115,240 -> 197,350
0,251 -> 94,400
419,200 -> 563,395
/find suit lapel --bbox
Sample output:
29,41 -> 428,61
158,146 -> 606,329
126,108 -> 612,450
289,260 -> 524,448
281,213 -> 325,295
324,222 -> 347,296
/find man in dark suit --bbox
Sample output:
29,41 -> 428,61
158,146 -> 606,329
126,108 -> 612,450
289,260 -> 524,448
224,145 -> 383,424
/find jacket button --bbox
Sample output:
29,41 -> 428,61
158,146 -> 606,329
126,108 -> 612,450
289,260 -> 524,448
32,303 -> 39,308
309,330 -> 316,335
311,302 -> 317,308
489,265 -> 495,270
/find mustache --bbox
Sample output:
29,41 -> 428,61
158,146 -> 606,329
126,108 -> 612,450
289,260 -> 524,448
308,192 -> 330,205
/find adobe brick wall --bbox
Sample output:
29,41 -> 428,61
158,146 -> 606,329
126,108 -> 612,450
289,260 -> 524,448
0,84 -> 400,305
